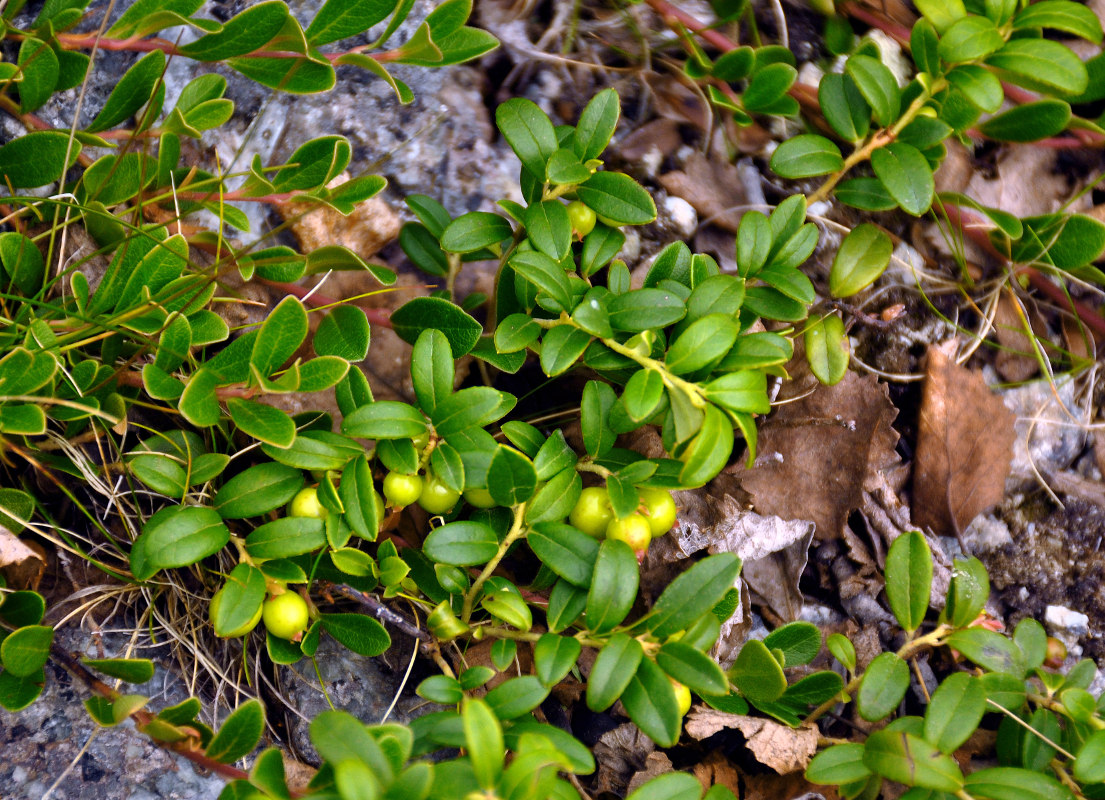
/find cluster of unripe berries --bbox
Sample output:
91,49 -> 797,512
569,485 -> 678,555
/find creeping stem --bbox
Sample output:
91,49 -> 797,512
461,503 -> 528,623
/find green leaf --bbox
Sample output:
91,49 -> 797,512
496,97 -> 558,179
884,530 -> 933,633
181,2 -> 288,59
524,200 -> 572,261
587,633 -> 644,711
524,467 -> 580,524
762,621 -> 821,667
835,177 -> 898,211
546,148 -> 591,185
132,506 -> 229,579
215,462 -> 304,519
871,142 -> 934,216
856,652 -> 909,721
830,223 -> 893,298
423,521 -> 499,566
627,773 -> 703,800
18,37 -> 59,113
656,641 -> 727,696
665,314 -> 740,375
805,313 -> 849,386
251,295 -> 308,376
1,625 -> 52,677
230,55 -> 336,94
608,289 -> 685,332
743,62 -> 797,112
0,592 -> 45,628
621,657 -> 681,747
923,672 -> 985,753
431,387 -> 514,437
1014,618 -> 1048,671
986,38 -> 1088,95
945,555 -> 989,628
647,554 -> 742,639
585,539 -> 639,633
310,710 -> 393,781
819,73 -> 870,142
731,639 -> 786,704
244,517 -> 326,559
678,404 -> 733,488
577,172 -> 657,225
342,401 -> 427,439
527,522 -> 599,587
539,324 -> 591,376
314,305 -> 370,361
320,614 -> 391,656
976,100 -> 1071,143
806,743 -> 872,786
911,18 -> 940,74
573,88 -> 620,161
400,222 -> 448,276
580,380 -> 616,457
622,369 -> 665,422
534,633 -> 582,687
391,297 -> 482,356
845,54 -> 900,127
439,211 -> 512,253
463,698 -> 503,788
227,399 -> 295,449
863,730 -> 964,792
210,562 -> 266,638
306,0 -> 395,45
914,0 -> 966,32
0,131 -> 81,188
1014,0 -> 1103,43
769,134 -> 844,179
485,675 -> 549,719
411,328 -> 453,415
86,50 -> 165,133
487,445 -> 538,506
511,250 -> 572,312
938,16 -> 1005,63
205,699 -> 264,764
965,767 -> 1073,800
946,64 -> 1003,113
0,667 -> 44,711
944,629 -> 1024,676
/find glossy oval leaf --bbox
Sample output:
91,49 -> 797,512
884,530 -> 933,633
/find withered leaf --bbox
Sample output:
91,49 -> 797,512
685,709 -> 818,775
0,527 -> 45,590
912,345 -> 1015,537
739,370 -> 900,541
658,152 -> 757,232
594,722 -> 656,797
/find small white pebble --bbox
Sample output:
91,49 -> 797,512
662,195 -> 698,238
1045,605 -> 1090,637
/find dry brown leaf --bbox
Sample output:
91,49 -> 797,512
692,751 -> 741,793
625,752 -> 676,795
685,710 -> 818,775
743,771 -> 841,800
0,527 -> 45,590
739,370 -> 900,541
912,345 -> 1016,537
594,723 -> 656,796
658,152 -> 756,232
993,291 -> 1042,383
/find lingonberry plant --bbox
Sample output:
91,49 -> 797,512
2,0 -> 1105,798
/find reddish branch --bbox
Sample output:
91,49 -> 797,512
52,32 -> 403,64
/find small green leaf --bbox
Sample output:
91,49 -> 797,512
524,200 -> 572,261
965,767 -> 1073,800
440,211 -> 512,253
132,506 -> 230,579
945,555 -> 989,628
305,0 -> 395,45
576,172 -> 657,225
227,399 -> 295,449
411,328 -> 454,415
215,462 -> 304,519
819,73 -> 870,142
573,88 -> 620,161
210,563 -> 266,638
1,625 -> 53,677
648,554 -> 742,639
946,64 -> 1004,112
432,387 -> 514,437
845,54 -> 901,127
86,50 -> 165,133
0,667 -> 44,711
608,289 -> 685,332
871,142 -> 934,216
666,314 -> 740,375
391,297 -> 482,356
944,628 -> 1024,676
1014,0 -> 1103,44
539,324 -> 592,376
678,403 -> 733,488
205,700 -> 265,764
423,521 -> 499,566
762,621 -> 821,667
320,614 -> 391,656
863,730 -> 964,792
830,223 -> 893,298
244,517 -> 326,559
527,522 -> 598,587
180,2 -> 289,60
0,131 -> 81,188
484,675 -> 549,719
512,250 -> 572,313
496,97 -> 558,179
621,657 -> 681,747
986,38 -> 1088,95
976,100 -> 1071,143
884,530 -> 933,633
914,0 -> 966,32
585,539 -> 639,633
314,305 -> 370,361
938,16 -> 1005,63
310,710 -> 393,781
656,641 -> 728,696
731,639 -> 786,704
487,445 -> 538,507
769,134 -> 844,179
534,634 -> 582,687
587,633 -> 644,711
342,401 -> 427,440
463,698 -> 504,788
856,652 -> 909,721
805,313 -> 849,386
923,672 -> 985,753
807,743 -> 871,786
743,63 -> 797,112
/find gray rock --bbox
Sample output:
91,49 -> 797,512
1003,377 -> 1089,494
